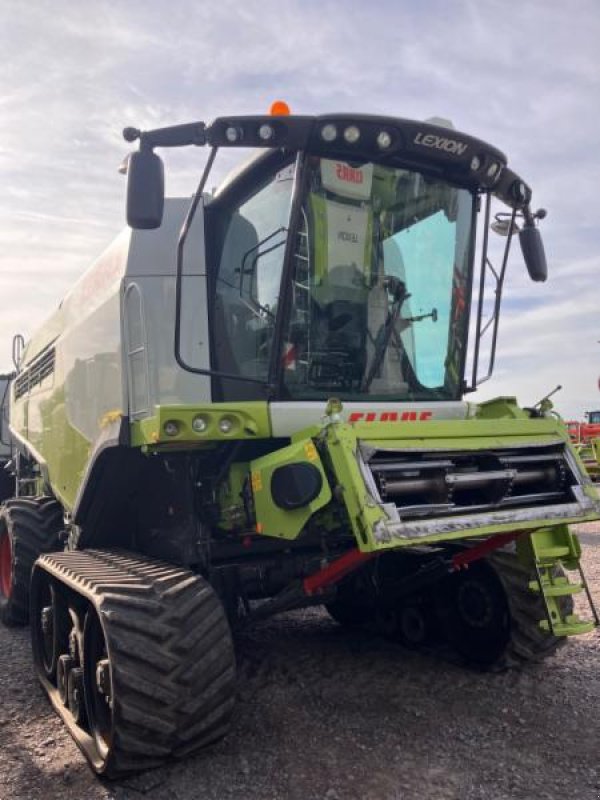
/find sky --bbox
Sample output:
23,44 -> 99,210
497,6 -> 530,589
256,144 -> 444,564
1,0 -> 599,419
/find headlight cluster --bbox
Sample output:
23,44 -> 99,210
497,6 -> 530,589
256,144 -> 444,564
162,412 -> 245,438
469,153 -> 503,186
318,122 -> 394,151
208,115 -> 310,149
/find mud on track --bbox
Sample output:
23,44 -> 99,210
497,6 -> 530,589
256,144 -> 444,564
1,523 -> 599,800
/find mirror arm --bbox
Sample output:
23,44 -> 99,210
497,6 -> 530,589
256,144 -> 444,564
470,194 -> 491,388
125,122 -> 207,150
470,202 -> 515,389
481,210 -> 514,383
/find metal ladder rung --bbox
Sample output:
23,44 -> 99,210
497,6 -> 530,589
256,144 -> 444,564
540,618 -> 596,636
534,546 -> 572,560
528,579 -> 583,597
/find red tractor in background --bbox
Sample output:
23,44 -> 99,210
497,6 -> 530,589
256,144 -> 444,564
567,410 -> 600,481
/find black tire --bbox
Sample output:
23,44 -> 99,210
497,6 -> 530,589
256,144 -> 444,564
435,548 -> 572,669
0,464 -> 14,504
0,497 -> 63,626
490,549 -> 572,668
32,550 -> 237,777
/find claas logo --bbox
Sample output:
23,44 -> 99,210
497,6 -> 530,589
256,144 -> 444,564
335,163 -> 364,184
348,411 -> 433,423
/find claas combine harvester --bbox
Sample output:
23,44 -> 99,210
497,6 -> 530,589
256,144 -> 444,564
1,105 -> 599,777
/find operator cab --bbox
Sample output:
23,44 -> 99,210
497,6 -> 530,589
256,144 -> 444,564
123,110 -> 548,404
211,153 -> 471,402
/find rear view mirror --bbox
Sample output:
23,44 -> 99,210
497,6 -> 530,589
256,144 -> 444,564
126,149 -> 165,229
519,224 -> 547,282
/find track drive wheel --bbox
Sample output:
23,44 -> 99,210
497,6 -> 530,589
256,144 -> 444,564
435,548 -> 572,669
31,550 -> 237,777
0,497 -> 63,626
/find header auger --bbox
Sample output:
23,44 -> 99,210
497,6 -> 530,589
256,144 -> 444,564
1,106 -> 598,776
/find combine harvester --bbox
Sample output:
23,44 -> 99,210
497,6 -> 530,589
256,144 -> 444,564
1,104 -> 599,776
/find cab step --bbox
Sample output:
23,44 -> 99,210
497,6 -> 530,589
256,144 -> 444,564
528,529 -> 599,637
539,616 -> 596,637
528,575 -> 583,597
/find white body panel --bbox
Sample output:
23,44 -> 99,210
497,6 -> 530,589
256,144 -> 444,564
9,198 -> 210,507
268,401 -> 470,437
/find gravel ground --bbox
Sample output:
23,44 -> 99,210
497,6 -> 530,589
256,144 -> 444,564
1,524 -> 599,800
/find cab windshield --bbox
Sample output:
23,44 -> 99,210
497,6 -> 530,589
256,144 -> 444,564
213,156 -> 474,401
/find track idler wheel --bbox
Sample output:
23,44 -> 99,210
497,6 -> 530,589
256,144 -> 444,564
67,667 -> 87,726
396,604 -> 435,647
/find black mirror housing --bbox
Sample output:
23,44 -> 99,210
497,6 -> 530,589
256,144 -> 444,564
519,224 -> 547,282
126,149 -> 165,229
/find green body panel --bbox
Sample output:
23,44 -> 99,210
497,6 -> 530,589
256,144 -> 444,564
10,229 -> 129,510
320,420 -> 599,552
250,438 -> 332,539
313,422 -> 388,549
30,387 -> 92,509
474,396 -> 530,419
518,526 -> 598,636
130,402 -> 272,451
12,357 -> 102,511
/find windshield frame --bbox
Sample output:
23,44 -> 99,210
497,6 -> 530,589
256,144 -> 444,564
208,149 -> 479,403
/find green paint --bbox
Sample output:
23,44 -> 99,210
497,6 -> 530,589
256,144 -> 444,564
131,401 -> 272,449
250,438 -> 332,539
518,527 -> 598,636
317,422 -> 388,550
22,385 -> 91,511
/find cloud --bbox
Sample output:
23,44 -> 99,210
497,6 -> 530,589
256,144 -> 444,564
1,0 -> 599,418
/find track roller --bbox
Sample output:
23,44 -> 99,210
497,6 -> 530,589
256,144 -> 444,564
0,497 -> 63,626
31,549 -> 236,777
324,546 -> 571,669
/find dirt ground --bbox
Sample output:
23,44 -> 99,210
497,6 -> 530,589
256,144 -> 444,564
1,524 -> 599,800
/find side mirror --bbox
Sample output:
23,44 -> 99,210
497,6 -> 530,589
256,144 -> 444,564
519,224 -> 547,282
126,149 -> 165,229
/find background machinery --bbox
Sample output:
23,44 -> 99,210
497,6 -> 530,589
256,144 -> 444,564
0,374 -> 15,503
567,410 -> 600,481
1,107 -> 599,776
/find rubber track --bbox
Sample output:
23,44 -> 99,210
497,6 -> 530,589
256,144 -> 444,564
34,549 -> 236,777
0,497 -> 63,626
489,549 -> 574,668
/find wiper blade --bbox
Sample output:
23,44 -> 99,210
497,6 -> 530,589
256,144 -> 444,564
361,278 -> 410,392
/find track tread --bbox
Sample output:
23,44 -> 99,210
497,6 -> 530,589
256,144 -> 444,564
34,549 -> 236,777
489,549 -> 572,668
0,496 -> 63,625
